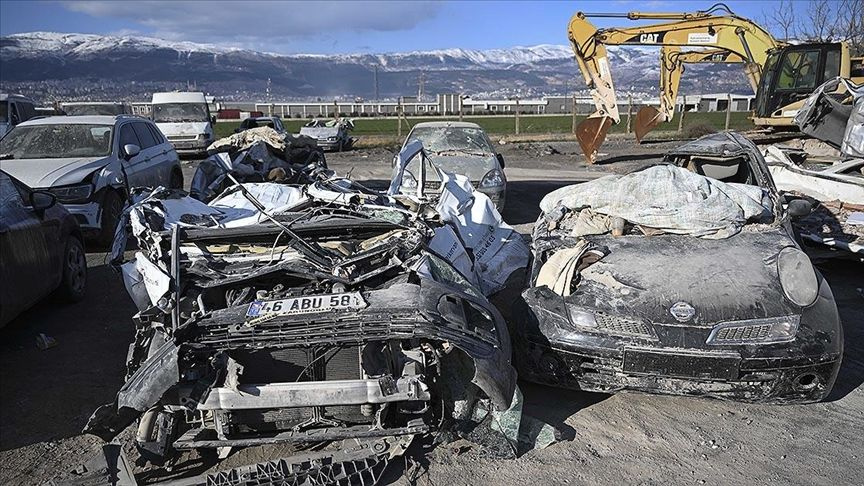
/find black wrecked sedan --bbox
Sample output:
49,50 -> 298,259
516,132 -> 842,403
0,170 -> 87,326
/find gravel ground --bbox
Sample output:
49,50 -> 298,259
2,139 -> 861,486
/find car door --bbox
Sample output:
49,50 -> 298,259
147,122 -> 178,184
0,173 -> 55,324
116,121 -> 150,189
131,121 -> 165,187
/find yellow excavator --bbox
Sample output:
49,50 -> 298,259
567,3 -> 862,162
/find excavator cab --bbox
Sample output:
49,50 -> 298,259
753,43 -> 845,125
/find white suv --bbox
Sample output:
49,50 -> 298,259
0,115 -> 182,244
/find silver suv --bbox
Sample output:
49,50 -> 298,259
0,115 -> 182,244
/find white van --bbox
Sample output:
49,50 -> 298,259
150,92 -> 214,154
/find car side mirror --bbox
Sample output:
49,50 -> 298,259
122,143 -> 140,161
787,198 -> 812,218
496,153 -> 505,169
30,190 -> 56,214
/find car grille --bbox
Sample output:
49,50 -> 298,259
594,311 -> 655,337
167,135 -> 197,141
226,345 -> 369,432
422,180 -> 479,191
712,324 -> 772,342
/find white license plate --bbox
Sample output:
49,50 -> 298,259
246,292 -> 366,318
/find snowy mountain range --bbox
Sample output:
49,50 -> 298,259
0,32 -> 750,101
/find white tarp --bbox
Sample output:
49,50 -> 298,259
390,140 -> 530,295
540,165 -> 771,239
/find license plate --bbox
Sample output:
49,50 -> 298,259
623,348 -> 740,380
246,292 -> 366,318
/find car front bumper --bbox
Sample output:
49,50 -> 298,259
168,138 -> 211,153
63,201 -> 102,231
515,336 -> 841,404
315,139 -> 342,151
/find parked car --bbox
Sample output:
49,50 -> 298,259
234,116 -> 286,134
516,132 -> 842,404
0,93 -> 37,138
299,118 -> 354,151
393,121 -> 507,209
151,91 -> 215,155
0,115 -> 182,244
60,101 -> 134,116
0,170 -> 87,326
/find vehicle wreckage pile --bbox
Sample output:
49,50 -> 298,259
73,136 -> 551,485
64,125 -> 851,485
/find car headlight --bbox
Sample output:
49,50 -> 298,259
480,168 -> 505,188
50,183 -> 93,203
567,306 -> 598,329
777,247 -> 818,307
706,315 -> 800,345
401,170 -> 418,189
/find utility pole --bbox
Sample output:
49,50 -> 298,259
513,96 -> 520,135
458,93 -> 464,121
373,65 -> 379,101
678,95 -> 686,133
626,94 -> 633,134
572,93 -> 578,134
397,98 -> 403,138
724,93 -> 732,130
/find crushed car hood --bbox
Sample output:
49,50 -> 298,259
1,156 -> 108,188
564,229 -> 801,326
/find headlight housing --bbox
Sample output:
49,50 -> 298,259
777,247 -> 818,307
706,315 -> 800,345
480,168 -> 505,188
401,170 -> 418,189
50,183 -> 93,203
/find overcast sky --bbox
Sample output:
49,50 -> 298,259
0,0 -> 798,54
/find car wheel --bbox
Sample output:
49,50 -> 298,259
98,190 -> 125,247
170,170 -> 184,190
57,236 -> 87,302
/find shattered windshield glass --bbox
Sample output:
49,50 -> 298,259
152,103 -> 209,123
0,124 -> 113,159
408,126 -> 493,155
424,252 -> 483,299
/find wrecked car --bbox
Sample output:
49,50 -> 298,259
299,119 -> 355,152
516,132 -> 843,404
0,115 -> 182,244
82,140 -> 538,484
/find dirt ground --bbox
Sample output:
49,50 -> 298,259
2,137 -> 862,486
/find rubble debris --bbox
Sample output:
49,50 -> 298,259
516,132 -> 842,404
794,77 -> 863,156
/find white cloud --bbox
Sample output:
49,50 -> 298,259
64,1 -> 443,50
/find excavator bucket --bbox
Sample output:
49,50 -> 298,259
634,106 -> 666,143
575,116 -> 613,164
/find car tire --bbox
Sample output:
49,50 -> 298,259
170,170 -> 184,190
57,236 -> 87,302
98,190 -> 124,247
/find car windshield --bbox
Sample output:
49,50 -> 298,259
0,124 -> 113,159
63,104 -> 125,116
152,103 -> 208,123
407,126 -> 493,155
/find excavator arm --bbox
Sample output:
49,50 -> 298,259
567,3 -> 778,162
635,47 -> 749,142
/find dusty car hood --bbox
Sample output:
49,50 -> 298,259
156,121 -> 210,137
562,229 -> 801,326
1,156 -> 108,188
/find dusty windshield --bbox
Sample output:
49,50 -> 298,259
63,104 -> 126,116
0,124 -> 113,159
407,126 -> 493,155
152,103 -> 208,123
